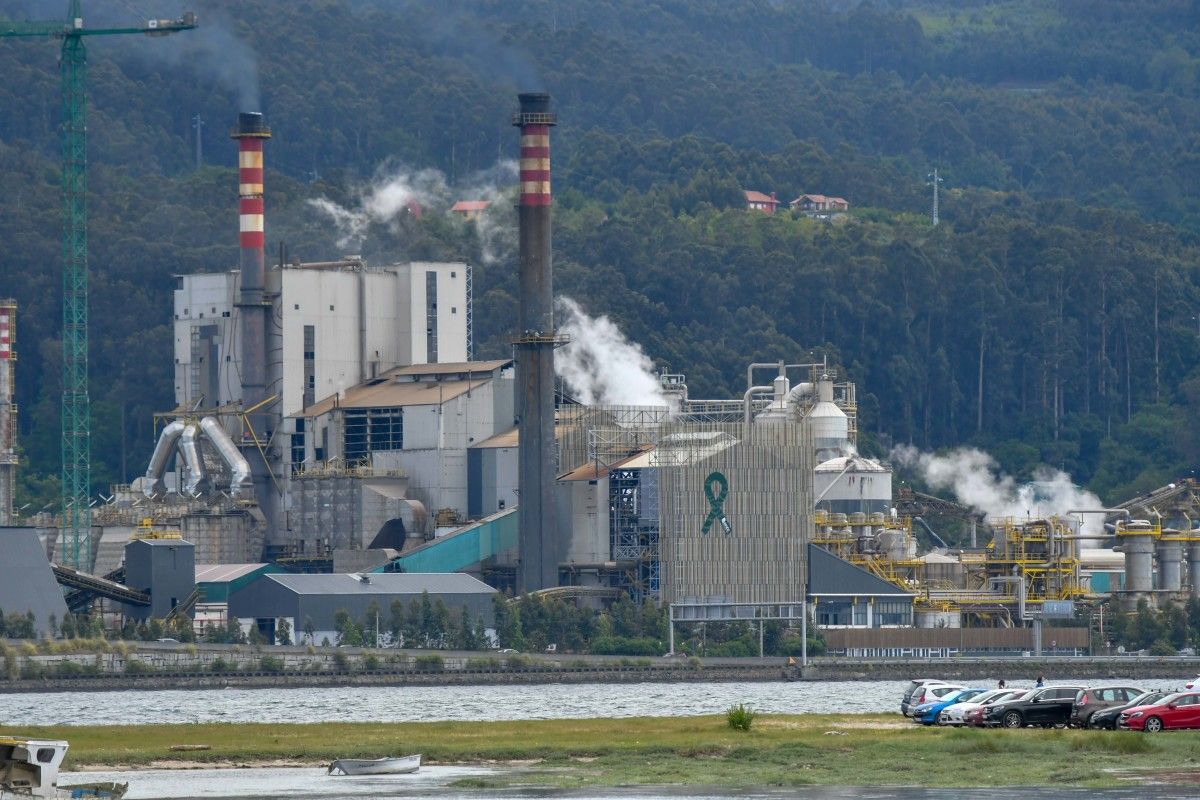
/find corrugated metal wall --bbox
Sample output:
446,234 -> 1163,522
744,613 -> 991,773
657,420 -> 813,604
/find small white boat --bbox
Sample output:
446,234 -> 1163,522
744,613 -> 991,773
327,754 -> 421,776
0,737 -> 127,799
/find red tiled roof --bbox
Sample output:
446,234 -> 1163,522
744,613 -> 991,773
451,200 -> 491,212
743,190 -> 777,204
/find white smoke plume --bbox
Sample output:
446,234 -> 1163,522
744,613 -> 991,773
890,445 -> 1105,536
555,297 -> 667,407
307,160 -> 517,259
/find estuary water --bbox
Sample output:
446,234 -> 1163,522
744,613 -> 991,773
0,676 -> 1172,726
3,680 -> 907,725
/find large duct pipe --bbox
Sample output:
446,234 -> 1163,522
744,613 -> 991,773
231,112 -> 276,532
201,416 -> 252,499
143,420 -> 185,498
513,92 -> 559,593
179,423 -> 208,497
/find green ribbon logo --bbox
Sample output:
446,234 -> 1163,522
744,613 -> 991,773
702,471 -> 731,535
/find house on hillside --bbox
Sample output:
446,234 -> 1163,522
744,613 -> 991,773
451,200 -> 491,220
743,190 -> 779,213
790,194 -> 849,219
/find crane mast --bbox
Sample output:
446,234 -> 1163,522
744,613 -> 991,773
1,2 -> 197,568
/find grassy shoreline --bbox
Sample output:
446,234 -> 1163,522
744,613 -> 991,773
15,715 -> 1200,789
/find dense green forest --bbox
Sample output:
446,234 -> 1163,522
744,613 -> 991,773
0,0 -> 1197,510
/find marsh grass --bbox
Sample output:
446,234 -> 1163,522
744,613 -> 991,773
1069,732 -> 1158,754
20,714 -> 1198,789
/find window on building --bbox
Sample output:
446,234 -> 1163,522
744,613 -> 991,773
291,418 -> 306,468
343,407 -> 403,463
425,271 -> 438,362
873,599 -> 912,627
302,325 -> 315,410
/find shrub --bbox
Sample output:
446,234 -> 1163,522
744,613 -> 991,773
210,657 -> 234,673
55,660 -> 84,677
726,703 -> 755,732
123,659 -> 154,675
19,661 -> 44,680
362,654 -> 381,672
589,636 -> 663,656
414,653 -> 444,672
333,651 -> 351,671
466,656 -> 501,670
505,654 -> 531,669
687,656 -> 702,669
259,655 -> 284,673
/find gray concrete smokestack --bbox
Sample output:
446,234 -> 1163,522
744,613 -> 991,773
513,92 -> 560,592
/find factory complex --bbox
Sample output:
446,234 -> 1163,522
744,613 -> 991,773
2,95 -> 1199,656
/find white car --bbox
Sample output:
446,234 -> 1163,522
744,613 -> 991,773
905,682 -> 966,716
1186,676 -> 1200,690
937,688 -> 1018,726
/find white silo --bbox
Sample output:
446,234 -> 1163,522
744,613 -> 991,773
814,454 -> 892,516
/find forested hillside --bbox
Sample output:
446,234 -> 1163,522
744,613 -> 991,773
0,0 -> 1197,507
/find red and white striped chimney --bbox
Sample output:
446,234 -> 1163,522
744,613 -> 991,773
230,112 -> 276,534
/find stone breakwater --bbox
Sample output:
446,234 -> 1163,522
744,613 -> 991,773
2,641 -> 1197,693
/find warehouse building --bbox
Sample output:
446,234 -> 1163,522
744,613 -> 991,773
228,572 -> 497,644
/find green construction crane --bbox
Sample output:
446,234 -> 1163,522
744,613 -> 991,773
1,2 -> 196,569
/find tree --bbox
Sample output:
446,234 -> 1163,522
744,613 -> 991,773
276,617 -> 293,647
303,616 -> 316,645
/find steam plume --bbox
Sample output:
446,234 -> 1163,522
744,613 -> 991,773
890,445 -> 1104,536
556,297 -> 667,407
308,160 -> 517,260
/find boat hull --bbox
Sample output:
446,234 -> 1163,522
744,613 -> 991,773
328,755 -> 421,776
2,782 -> 127,799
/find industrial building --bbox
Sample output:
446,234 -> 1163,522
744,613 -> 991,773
228,572 -> 497,645
6,92 -> 1199,654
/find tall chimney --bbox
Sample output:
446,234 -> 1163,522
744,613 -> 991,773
513,92 -> 560,593
0,300 -> 16,526
230,112 -> 276,535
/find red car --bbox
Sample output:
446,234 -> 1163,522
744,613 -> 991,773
1118,692 -> 1200,732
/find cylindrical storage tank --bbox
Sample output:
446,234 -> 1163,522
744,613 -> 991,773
879,529 -> 907,562
1188,538 -> 1200,598
813,456 -> 893,515
1158,532 -> 1185,592
1120,520 -> 1156,593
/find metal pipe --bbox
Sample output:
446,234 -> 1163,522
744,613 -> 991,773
179,423 -> 207,497
912,516 -> 950,549
743,385 -> 774,430
143,420 -> 185,498
746,362 -> 784,393
201,416 -> 252,498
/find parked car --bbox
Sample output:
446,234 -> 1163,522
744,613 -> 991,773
983,685 -> 1087,728
901,679 -> 948,716
912,688 -> 987,726
905,683 -> 967,717
938,688 -> 1011,726
965,690 -> 1030,727
1119,692 -> 1200,732
1185,676 -> 1200,690
1069,685 -> 1146,728
1088,691 -> 1171,730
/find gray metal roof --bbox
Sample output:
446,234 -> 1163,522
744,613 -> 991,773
196,563 -> 269,583
263,572 -> 496,596
807,544 -> 914,597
